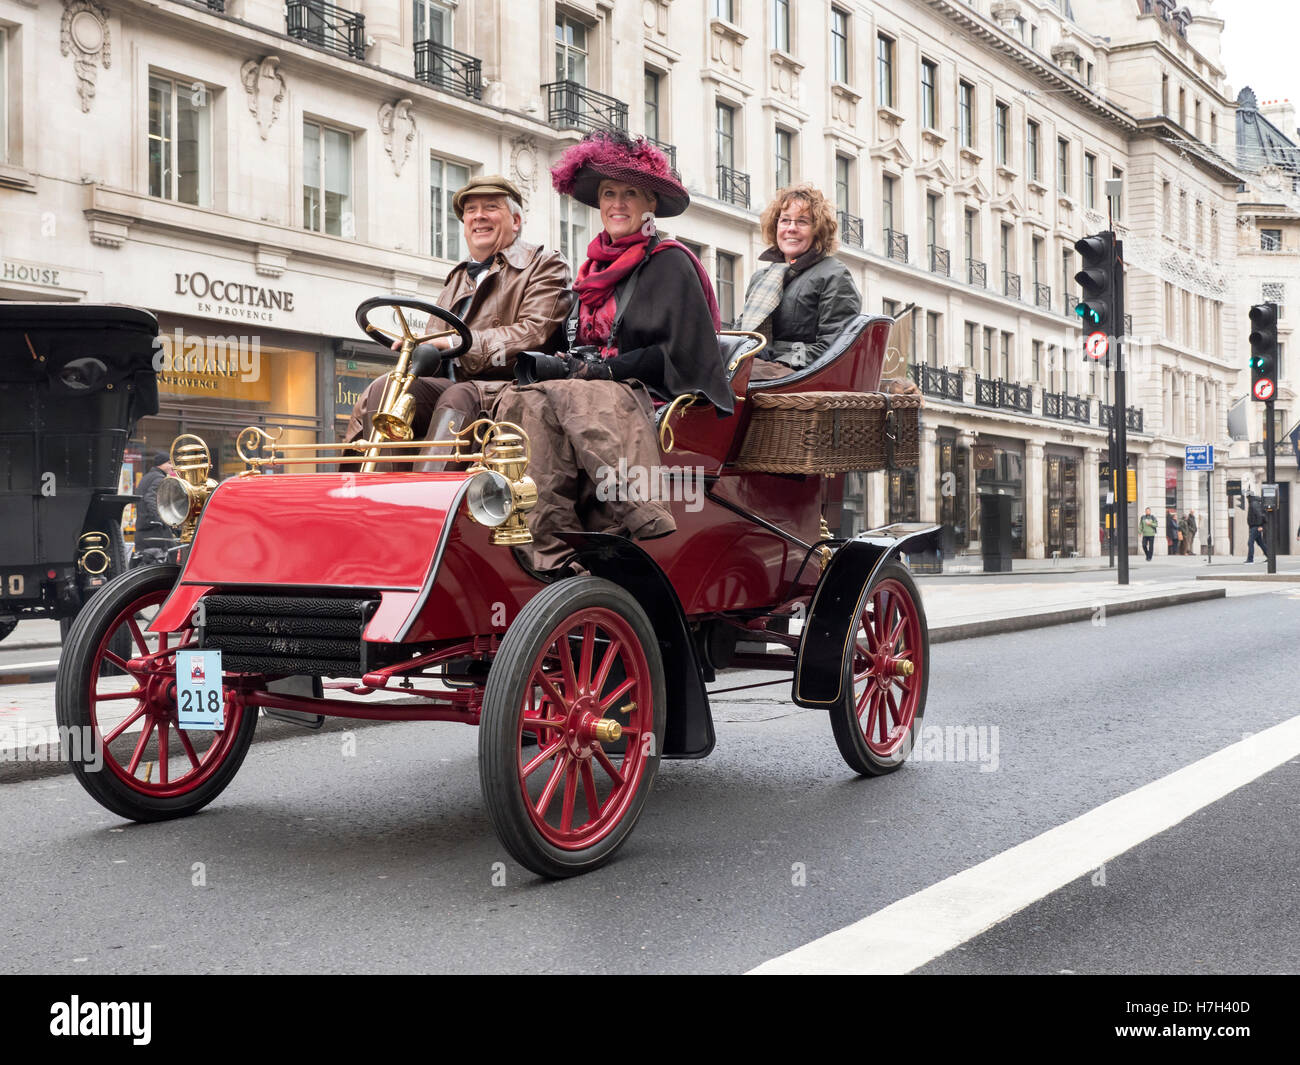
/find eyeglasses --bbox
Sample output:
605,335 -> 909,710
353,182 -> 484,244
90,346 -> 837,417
778,217 -> 812,228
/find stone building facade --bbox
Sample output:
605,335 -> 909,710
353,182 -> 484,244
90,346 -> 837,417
0,0 -> 1247,557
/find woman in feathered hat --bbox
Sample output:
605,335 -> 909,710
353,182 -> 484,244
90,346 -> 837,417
495,130 -> 732,575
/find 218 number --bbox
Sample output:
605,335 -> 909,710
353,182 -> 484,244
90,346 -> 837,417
179,689 -> 222,714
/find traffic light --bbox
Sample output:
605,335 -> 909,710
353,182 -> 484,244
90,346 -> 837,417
1075,231 -> 1116,363
1248,302 -> 1279,402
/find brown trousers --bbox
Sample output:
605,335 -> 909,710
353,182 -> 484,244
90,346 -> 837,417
492,380 -> 676,572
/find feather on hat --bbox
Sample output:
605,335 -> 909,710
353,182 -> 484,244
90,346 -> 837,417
551,130 -> 690,217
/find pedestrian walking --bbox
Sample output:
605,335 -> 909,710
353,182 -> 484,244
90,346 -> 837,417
1245,493 -> 1269,563
1138,508 -> 1158,560
1165,507 -> 1180,556
1185,510 -> 1198,555
1178,512 -> 1191,555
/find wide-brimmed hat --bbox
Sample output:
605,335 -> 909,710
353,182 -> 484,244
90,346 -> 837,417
452,174 -> 524,220
551,130 -> 690,217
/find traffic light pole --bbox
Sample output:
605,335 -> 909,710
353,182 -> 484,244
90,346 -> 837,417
1266,397 -> 1277,575
1114,239 -> 1130,586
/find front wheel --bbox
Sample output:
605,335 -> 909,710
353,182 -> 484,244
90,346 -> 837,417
829,560 -> 929,776
55,564 -> 258,821
479,577 -> 666,878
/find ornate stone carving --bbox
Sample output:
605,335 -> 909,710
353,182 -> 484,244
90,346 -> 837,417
710,19 -> 746,76
643,0 -> 671,38
60,1 -> 111,113
769,51 -> 803,104
240,56 -> 286,141
379,98 -> 417,177
830,83 -> 860,127
510,135 -> 540,208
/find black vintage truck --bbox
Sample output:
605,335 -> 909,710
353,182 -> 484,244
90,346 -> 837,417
0,304 -> 159,642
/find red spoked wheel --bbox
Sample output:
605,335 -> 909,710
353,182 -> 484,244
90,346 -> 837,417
480,577 -> 665,878
55,565 -> 259,821
829,560 -> 929,776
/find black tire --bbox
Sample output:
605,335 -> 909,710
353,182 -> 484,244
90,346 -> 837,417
56,564 -> 259,822
479,576 -> 666,878
829,560 -> 929,777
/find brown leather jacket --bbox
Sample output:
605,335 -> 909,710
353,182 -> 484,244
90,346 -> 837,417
439,239 -> 572,378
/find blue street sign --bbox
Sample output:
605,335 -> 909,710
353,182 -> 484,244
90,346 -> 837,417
1185,444 -> 1214,472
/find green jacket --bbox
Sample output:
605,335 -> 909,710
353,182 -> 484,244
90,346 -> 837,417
1139,514 -> 1159,536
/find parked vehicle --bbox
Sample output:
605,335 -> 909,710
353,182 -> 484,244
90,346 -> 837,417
0,304 -> 158,644
56,296 -> 935,878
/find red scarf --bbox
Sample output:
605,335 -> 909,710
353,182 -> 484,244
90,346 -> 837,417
574,229 -> 721,355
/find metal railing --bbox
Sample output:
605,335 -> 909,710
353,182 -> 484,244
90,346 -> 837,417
1065,293 -> 1080,319
910,363 -> 963,402
648,137 -> 677,171
1062,394 -> 1090,423
542,80 -> 629,134
1248,438 -> 1291,456
967,258 -> 987,288
1003,271 -> 1021,300
977,377 -> 1031,413
975,377 -> 998,408
838,211 -> 864,249
717,164 -> 751,208
286,0 -> 366,60
1034,282 -> 1052,309
929,245 -> 951,276
884,229 -> 909,262
1099,404 -> 1144,432
414,40 -> 483,100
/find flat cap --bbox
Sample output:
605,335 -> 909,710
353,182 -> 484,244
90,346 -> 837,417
452,175 -> 524,220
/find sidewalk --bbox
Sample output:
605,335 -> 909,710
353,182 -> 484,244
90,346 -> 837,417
1,563 -> 1286,774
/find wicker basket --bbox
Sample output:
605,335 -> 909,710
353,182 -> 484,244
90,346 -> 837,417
733,391 -> 920,474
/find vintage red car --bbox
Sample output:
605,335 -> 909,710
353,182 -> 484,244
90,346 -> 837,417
56,296 -> 937,878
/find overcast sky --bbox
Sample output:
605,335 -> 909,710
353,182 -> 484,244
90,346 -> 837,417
1217,0 -> 1300,111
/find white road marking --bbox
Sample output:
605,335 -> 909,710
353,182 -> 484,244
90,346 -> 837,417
749,714 -> 1300,975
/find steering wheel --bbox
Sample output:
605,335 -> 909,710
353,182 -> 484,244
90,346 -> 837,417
354,295 -> 473,367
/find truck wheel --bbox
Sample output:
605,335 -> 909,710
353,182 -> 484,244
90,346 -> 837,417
479,577 -> 665,878
56,565 -> 258,822
829,560 -> 929,776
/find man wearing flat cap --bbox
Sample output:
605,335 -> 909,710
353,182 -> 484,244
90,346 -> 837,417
344,174 -> 572,446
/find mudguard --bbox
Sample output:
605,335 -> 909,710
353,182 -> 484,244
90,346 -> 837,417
792,523 -> 940,708
559,531 -> 715,760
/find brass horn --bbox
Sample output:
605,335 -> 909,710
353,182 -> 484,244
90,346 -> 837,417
77,531 -> 111,576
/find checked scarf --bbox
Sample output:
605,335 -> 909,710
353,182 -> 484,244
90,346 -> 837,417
738,262 -> 789,341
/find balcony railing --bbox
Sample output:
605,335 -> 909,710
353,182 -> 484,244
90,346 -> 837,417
910,363 -> 963,402
648,137 -> 677,171
1034,282 -> 1052,309
1066,293 -> 1080,319
286,0 -> 366,60
1003,271 -> 1021,301
202,0 -> 225,10
929,245 -> 951,276
717,164 -> 751,209
838,211 -> 865,249
975,377 -> 1032,414
967,258 -> 987,288
1100,405 -> 1145,433
884,229 -> 909,262
414,40 -> 483,100
1249,439 -> 1292,456
1047,392 -> 1091,424
1124,312 -> 1133,336
542,80 -> 629,134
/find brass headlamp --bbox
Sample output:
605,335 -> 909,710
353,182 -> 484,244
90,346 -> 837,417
466,422 -> 537,546
159,434 -> 218,542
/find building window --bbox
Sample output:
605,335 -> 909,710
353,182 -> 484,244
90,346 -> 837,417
831,8 -> 850,84
959,80 -> 973,148
995,101 -> 1009,166
926,192 -> 941,251
921,59 -> 938,129
775,127 -> 793,191
716,251 -> 738,327
1000,222 -> 1014,276
881,174 -> 896,234
982,326 -> 994,379
559,197 -> 590,264
1000,331 -> 1012,380
413,0 -> 453,45
773,0 -> 791,53
964,207 -> 978,260
835,154 -> 852,214
303,120 -> 352,236
1056,137 -> 1069,195
148,74 -> 212,208
1031,236 -> 1043,288
964,321 -> 976,367
876,34 -> 894,109
715,101 -> 735,170
555,13 -> 588,85
430,156 -> 470,261
1084,152 -> 1096,210
647,69 -> 665,143
1032,339 -> 1042,383
1162,73 -> 1170,115
1027,119 -> 1040,181
1262,228 -> 1283,251
1109,167 -> 1123,219
711,0 -> 734,21
926,311 -> 940,367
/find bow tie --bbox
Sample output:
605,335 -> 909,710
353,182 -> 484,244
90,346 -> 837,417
466,257 -> 494,282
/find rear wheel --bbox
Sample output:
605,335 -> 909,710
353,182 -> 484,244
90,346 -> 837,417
829,560 -> 929,776
55,564 -> 258,821
479,577 -> 665,878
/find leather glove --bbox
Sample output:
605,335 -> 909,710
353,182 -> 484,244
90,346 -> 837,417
568,356 -> 613,381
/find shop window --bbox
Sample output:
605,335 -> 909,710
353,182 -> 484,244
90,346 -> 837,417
939,436 -> 971,552
889,470 -> 918,522
148,73 -> 213,208
431,155 -> 471,261
1045,455 -> 1079,557
304,120 -> 353,237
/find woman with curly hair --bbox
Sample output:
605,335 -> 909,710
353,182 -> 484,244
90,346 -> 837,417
494,130 -> 731,575
740,183 -> 862,380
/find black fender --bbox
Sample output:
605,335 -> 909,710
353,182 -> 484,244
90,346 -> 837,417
792,524 -> 940,708
558,532 -> 714,759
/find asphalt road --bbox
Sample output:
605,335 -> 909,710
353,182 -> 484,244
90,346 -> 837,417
2,590 -> 1296,974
